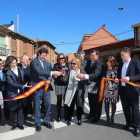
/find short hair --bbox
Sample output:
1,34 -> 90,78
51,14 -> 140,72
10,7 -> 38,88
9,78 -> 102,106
37,48 -> 48,56
20,54 -> 28,61
69,58 -> 83,70
91,49 -> 99,55
105,56 -> 117,69
77,51 -> 85,57
57,53 -> 67,64
120,47 -> 131,54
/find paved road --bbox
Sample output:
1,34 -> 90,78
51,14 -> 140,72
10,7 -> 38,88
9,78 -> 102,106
0,87 -> 140,140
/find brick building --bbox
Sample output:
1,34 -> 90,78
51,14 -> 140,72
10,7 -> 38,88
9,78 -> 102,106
0,23 -> 57,66
0,24 -> 35,62
32,39 -> 56,66
66,52 -> 76,62
84,38 -> 134,63
77,25 -> 119,53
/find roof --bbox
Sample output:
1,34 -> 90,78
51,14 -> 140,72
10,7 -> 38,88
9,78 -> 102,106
82,26 -> 118,45
0,24 -> 36,44
132,23 -> 140,28
31,39 -> 56,50
3,24 -> 13,28
84,38 -> 134,54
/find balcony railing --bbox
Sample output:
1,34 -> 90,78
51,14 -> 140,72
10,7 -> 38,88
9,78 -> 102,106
0,43 -> 7,55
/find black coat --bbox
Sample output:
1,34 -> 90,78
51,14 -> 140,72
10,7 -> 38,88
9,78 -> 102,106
85,59 -> 103,94
53,63 -> 69,86
117,59 -> 140,100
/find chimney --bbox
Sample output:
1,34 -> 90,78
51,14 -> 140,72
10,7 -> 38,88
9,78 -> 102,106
102,24 -> 105,29
11,21 -> 14,25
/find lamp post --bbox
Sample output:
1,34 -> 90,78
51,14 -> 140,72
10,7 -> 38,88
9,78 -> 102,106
118,7 -> 134,25
118,7 -> 135,47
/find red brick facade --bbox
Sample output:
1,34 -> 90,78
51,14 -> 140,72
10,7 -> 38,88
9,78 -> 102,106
77,25 -> 119,53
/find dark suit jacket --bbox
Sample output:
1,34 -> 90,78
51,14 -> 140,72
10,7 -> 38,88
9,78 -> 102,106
30,57 -> 53,93
6,67 -> 26,110
81,60 -> 87,69
85,59 -> 102,93
118,59 -> 140,100
17,63 -> 30,84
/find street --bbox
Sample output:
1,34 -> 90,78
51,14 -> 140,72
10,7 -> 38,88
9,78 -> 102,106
0,86 -> 140,140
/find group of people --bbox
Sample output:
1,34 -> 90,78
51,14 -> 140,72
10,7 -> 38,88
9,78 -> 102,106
0,47 -> 140,137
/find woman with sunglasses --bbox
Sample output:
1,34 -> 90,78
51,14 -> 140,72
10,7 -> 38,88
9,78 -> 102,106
65,58 -> 87,126
53,53 -> 69,122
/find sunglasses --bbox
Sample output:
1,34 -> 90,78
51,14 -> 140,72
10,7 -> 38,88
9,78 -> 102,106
59,57 -> 65,60
71,63 -> 76,65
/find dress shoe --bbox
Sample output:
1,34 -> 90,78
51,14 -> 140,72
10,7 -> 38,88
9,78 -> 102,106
36,125 -> 41,132
91,118 -> 100,123
57,115 -> 61,122
67,121 -> 71,126
134,129 -> 140,137
11,126 -> 17,130
18,125 -> 24,130
77,120 -> 82,126
44,123 -> 53,129
105,121 -> 110,126
85,114 -> 93,119
110,119 -> 114,125
122,124 -> 131,130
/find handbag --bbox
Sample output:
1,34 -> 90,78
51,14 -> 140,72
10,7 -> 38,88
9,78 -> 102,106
0,91 -> 3,105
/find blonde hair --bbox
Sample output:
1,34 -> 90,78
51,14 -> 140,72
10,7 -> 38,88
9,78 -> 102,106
69,58 -> 83,70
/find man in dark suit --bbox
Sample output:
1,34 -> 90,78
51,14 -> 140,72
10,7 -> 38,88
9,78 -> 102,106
30,48 -> 62,132
77,49 -> 103,123
41,61 -> 53,116
77,51 -> 87,113
18,55 -> 33,119
117,47 -> 140,137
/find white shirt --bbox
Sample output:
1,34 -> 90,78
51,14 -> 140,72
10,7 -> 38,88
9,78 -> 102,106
121,58 -> 131,86
11,66 -> 18,76
21,63 -> 27,69
11,66 -> 20,93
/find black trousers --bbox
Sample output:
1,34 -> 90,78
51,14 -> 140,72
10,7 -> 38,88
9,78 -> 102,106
24,95 -> 33,116
12,100 -> 24,127
120,86 -> 140,130
88,93 -> 102,119
67,91 -> 83,121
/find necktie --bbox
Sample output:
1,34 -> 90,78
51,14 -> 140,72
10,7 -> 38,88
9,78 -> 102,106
40,61 -> 44,70
90,62 -> 93,67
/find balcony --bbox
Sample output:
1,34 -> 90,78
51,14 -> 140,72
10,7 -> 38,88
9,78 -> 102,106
0,43 -> 7,55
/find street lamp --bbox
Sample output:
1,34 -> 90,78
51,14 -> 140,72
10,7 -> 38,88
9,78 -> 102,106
118,7 -> 134,25
118,7 -> 135,47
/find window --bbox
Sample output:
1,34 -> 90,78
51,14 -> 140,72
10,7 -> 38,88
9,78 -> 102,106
23,42 -> 26,54
139,32 -> 140,43
0,34 -> 6,55
11,38 -> 16,52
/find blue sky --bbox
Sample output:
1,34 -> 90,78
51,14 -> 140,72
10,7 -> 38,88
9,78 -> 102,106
0,0 -> 139,54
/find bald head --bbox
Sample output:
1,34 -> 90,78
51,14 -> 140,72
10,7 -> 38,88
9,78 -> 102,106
20,55 -> 29,66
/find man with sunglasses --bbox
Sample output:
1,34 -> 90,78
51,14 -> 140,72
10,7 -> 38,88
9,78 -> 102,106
77,49 -> 103,123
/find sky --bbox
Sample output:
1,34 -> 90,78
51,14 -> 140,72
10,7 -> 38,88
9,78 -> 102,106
0,0 -> 140,54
